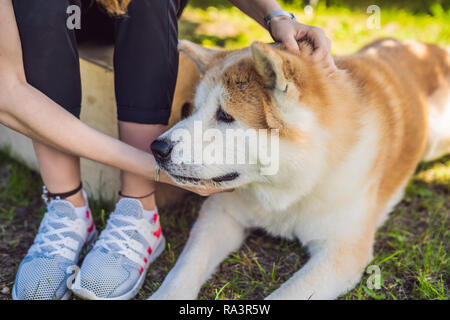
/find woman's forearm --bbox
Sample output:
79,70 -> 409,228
0,82 -> 212,192
227,0 -> 282,26
0,81 -> 158,181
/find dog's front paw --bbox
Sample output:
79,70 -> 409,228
265,287 -> 317,300
265,290 -> 283,300
147,289 -> 172,300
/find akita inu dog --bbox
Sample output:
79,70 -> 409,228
150,38 -> 450,300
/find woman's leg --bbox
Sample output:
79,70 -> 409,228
2,0 -> 163,183
13,0 -> 85,206
118,122 -> 166,210
113,0 -> 180,207
71,0 -> 180,300
10,0 -> 97,301
33,142 -> 85,206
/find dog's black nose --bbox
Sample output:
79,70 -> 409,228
151,139 -> 173,162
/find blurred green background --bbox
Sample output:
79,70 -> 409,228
179,0 -> 450,54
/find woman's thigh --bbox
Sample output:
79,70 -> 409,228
13,0 -> 82,117
114,0 -> 181,125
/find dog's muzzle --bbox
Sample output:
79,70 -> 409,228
151,139 -> 173,163
151,138 -> 240,184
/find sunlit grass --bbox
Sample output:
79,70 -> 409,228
416,157 -> 450,188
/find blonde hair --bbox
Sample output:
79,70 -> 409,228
96,0 -> 132,15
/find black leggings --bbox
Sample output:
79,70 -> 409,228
13,0 -> 181,125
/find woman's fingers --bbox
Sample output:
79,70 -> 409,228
186,186 -> 234,197
306,27 -> 337,74
159,170 -> 233,196
283,36 -> 301,54
308,27 -> 328,59
307,27 -> 337,73
270,19 -> 337,74
311,46 -> 327,62
321,54 -> 338,75
270,17 -> 301,54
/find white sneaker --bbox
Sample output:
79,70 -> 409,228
72,198 -> 165,300
12,197 -> 97,300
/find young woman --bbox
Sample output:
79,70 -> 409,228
0,0 -> 335,300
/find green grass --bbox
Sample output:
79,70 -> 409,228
0,151 -> 448,300
0,148 -> 42,208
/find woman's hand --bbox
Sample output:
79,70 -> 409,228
269,17 -> 337,75
227,1 -> 336,74
182,185 -> 234,197
158,170 -> 233,197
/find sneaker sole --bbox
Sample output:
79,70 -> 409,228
71,235 -> 166,300
11,289 -> 72,300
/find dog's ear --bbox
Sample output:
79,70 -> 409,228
178,40 -> 223,74
251,42 -> 288,92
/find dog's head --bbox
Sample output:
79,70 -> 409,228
152,40 -> 337,203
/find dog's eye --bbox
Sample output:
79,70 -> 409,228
216,107 -> 235,123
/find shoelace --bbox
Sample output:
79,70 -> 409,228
95,215 -> 156,265
28,213 -> 87,261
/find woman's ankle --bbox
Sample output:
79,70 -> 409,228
64,190 -> 87,207
118,192 -> 157,211
139,194 -> 157,211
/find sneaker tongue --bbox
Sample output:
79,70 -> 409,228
113,198 -> 144,219
48,200 -> 77,220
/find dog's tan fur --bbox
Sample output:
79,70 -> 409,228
151,39 -> 450,299
168,52 -> 201,126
